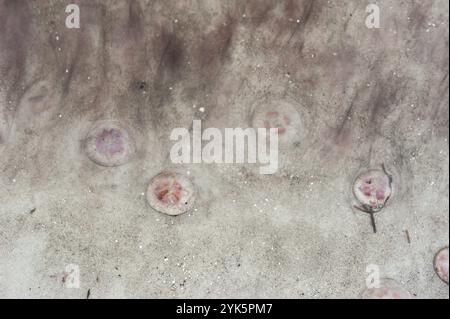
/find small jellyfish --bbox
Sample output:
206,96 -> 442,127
84,120 -> 136,167
263,111 -> 290,134
434,247 -> 449,284
251,100 -> 303,147
362,278 -> 412,299
146,172 -> 196,216
28,87 -> 51,114
353,165 -> 393,233
353,168 -> 392,211
16,79 -> 62,129
20,81 -> 53,115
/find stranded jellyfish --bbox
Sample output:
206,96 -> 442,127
19,80 -> 54,116
84,120 -> 136,167
28,86 -> 51,115
146,172 -> 196,216
434,247 -> 449,284
353,168 -> 392,211
353,165 -> 393,233
362,278 -> 412,299
251,101 -> 303,147
16,79 -> 62,129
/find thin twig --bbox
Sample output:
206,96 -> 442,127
354,206 -> 377,233
405,230 -> 411,244
353,205 -> 371,214
369,212 -> 377,233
